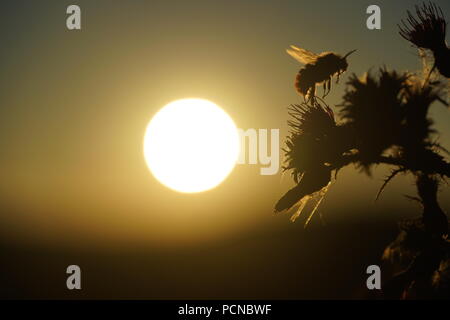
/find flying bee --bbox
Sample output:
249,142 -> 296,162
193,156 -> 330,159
287,45 -> 356,100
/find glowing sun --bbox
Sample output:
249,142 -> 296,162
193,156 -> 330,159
144,98 -> 240,193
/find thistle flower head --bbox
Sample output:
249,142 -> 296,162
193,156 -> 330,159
339,68 -> 407,169
283,100 -> 337,182
402,77 -> 448,145
398,2 -> 447,50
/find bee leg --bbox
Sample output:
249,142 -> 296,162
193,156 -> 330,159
329,77 -> 333,94
324,78 -> 331,97
306,87 -> 311,102
303,88 -> 309,102
336,73 -> 340,84
327,78 -> 332,96
322,80 -> 329,98
311,86 -> 316,101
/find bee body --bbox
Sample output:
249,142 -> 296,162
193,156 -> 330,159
287,46 -> 356,100
295,53 -> 348,97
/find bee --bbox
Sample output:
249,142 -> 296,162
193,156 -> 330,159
287,45 -> 356,100
398,2 -> 449,80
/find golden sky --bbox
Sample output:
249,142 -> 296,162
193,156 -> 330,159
1,0 -> 449,249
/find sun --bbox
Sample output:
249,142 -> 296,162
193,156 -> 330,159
143,98 -> 240,193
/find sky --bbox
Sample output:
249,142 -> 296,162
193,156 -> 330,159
0,0 -> 449,298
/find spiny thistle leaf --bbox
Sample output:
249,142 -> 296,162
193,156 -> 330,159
274,168 -> 331,213
376,168 -> 408,201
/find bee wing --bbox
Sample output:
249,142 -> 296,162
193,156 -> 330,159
286,45 -> 319,64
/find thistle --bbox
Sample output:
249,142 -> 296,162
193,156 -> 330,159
399,2 -> 450,79
277,4 -> 450,295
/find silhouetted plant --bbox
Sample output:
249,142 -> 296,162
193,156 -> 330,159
340,70 -> 407,172
399,2 -> 450,79
276,2 -> 450,299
